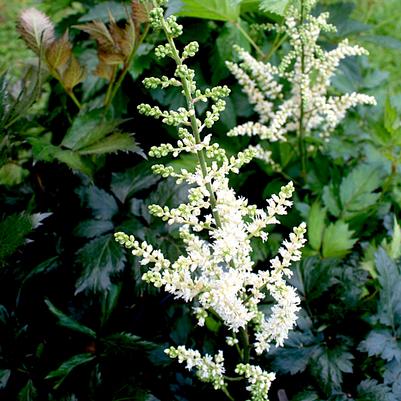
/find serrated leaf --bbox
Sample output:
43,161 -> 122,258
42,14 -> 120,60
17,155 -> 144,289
0,163 -> 29,186
18,379 -> 37,401
45,299 -> 96,338
46,353 -> 95,389
78,1 -> 130,22
85,186 -> 118,220
101,332 -> 159,355
339,164 -> 382,219
322,184 -> 341,217
322,220 -> 356,259
357,379 -> 393,401
260,0 -> 291,15
385,96 -> 398,135
359,330 -> 401,362
0,213 -> 33,264
383,359 -> 401,397
217,21 -> 251,62
167,0 -> 241,21
61,109 -> 122,151
54,149 -> 93,176
290,257 -> 335,301
307,202 -> 326,251
311,346 -> 353,394
75,234 -> 126,293
77,132 -> 143,156
374,248 -> 401,328
74,220 -> 114,239
0,369 -> 11,389
111,163 -> 159,203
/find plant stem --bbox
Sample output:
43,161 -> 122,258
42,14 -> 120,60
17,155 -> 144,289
232,20 -> 265,59
239,327 -> 250,363
159,16 -> 222,228
50,67 -> 82,109
105,23 -> 150,110
104,66 -> 118,107
298,0 -> 307,178
264,33 -> 287,62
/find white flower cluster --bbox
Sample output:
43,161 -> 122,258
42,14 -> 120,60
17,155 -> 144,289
227,3 -> 376,145
115,2 -> 307,399
165,346 -> 226,390
236,364 -> 276,401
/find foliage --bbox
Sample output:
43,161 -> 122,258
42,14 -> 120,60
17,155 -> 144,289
1,0 -> 401,400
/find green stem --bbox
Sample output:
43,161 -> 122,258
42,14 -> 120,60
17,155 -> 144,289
264,33 -> 287,62
50,67 -> 82,109
104,66 -> 118,107
222,386 -> 235,401
232,20 -> 265,59
239,327 -> 250,363
298,0 -> 307,178
159,15 -> 222,228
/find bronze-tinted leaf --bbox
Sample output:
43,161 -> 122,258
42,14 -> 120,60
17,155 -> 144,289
74,21 -> 114,52
45,31 -> 72,70
62,56 -> 86,90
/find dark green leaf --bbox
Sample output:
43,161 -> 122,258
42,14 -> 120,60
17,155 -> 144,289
311,346 -> 354,394
357,379 -> 393,401
74,220 -> 114,239
45,299 -> 96,338
361,35 -> 401,50
78,133 -> 143,156
101,332 -> 159,355
18,380 -> 37,401
78,1 -> 130,22
61,109 -> 122,151
23,256 -> 59,283
290,257 -> 335,301
374,248 -> 401,328
54,150 -> 94,176
322,184 -> 341,217
46,353 -> 95,389
359,330 -> 401,362
111,163 -> 159,203
0,213 -> 33,264
75,234 -> 126,293
85,186 -> 118,220
0,369 -> 11,389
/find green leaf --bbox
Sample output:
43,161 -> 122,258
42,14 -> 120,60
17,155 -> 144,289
322,184 -> 341,217
307,202 -> 326,251
217,21 -> 251,62
384,96 -> 398,135
0,163 -> 29,186
0,213 -> 33,264
385,217 -> 401,260
290,257 -> 335,301
18,380 -> 37,401
361,35 -> 401,50
74,220 -> 114,239
101,332 -> 159,355
0,369 -> 11,389
78,1 -> 130,22
339,164 -> 382,220
54,150 -> 94,176
61,109 -> 122,151
111,163 -> 159,203
167,0 -> 241,21
100,283 -> 122,326
75,234 -> 126,293
260,0 -> 291,15
45,300 -> 96,338
78,133 -> 143,156
271,330 -> 319,375
311,346 -> 354,395
23,256 -> 59,283
374,248 -> 401,329
46,353 -> 95,389
322,220 -> 356,259
359,330 -> 401,362
85,186 -> 119,220
357,379 -> 393,401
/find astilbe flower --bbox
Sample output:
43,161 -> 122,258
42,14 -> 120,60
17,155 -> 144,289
226,0 -> 376,150
115,1 -> 306,399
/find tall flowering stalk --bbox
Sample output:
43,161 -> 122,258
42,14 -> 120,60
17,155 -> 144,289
226,0 -> 376,175
115,1 -> 306,400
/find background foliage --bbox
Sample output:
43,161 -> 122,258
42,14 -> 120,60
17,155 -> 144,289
1,0 -> 401,400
